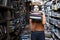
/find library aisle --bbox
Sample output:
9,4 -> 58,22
0,0 -> 60,40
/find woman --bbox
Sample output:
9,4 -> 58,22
29,5 -> 46,40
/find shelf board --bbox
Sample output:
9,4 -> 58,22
49,22 -> 60,29
13,1 -> 20,2
50,16 -> 60,19
51,34 -> 55,39
53,32 -> 60,39
0,5 -> 16,11
0,20 -> 6,23
13,0 -> 19,1
0,17 -> 15,23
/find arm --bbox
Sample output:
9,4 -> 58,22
29,19 -> 32,30
42,13 -> 46,25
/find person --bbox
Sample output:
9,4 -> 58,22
29,5 -> 46,40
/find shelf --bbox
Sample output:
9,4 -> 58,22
0,20 -> 6,23
0,5 -> 16,11
49,22 -> 60,29
12,0 -> 20,1
53,32 -> 60,39
49,17 -> 60,28
51,34 -> 55,39
13,1 -> 20,2
50,16 -> 60,19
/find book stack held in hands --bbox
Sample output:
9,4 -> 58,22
30,13 -> 42,22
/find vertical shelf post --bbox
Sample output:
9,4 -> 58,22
6,9 -> 11,40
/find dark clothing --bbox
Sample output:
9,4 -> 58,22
31,31 -> 45,40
